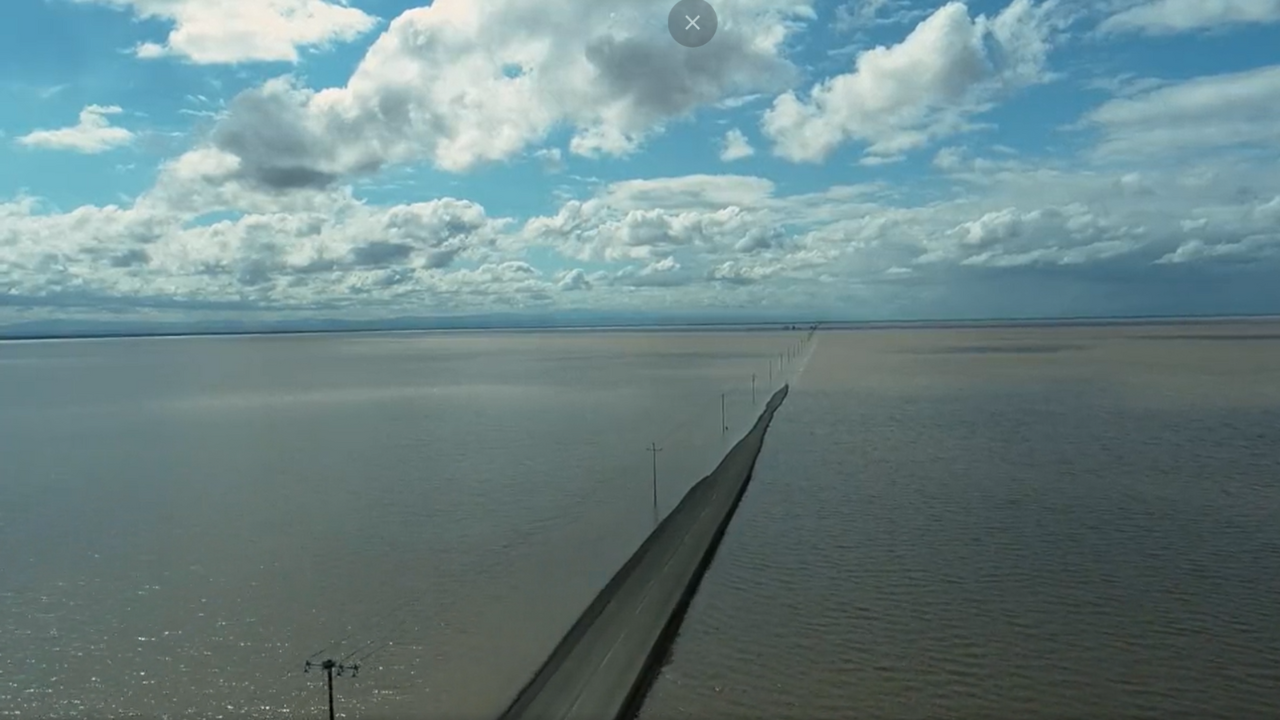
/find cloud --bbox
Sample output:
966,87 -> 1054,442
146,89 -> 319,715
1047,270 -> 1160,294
833,0 -> 928,32
1101,0 -> 1280,35
613,256 -> 695,287
716,94 -> 766,109
1156,236 -> 1279,264
919,204 -> 1148,267
859,154 -> 904,166
0,193 -> 516,313
533,148 -> 565,173
719,129 -> 756,161
707,259 -> 782,284
5,152 -> 1280,319
75,0 -> 378,64
556,268 -> 593,291
933,146 -> 967,170
601,175 -> 776,210
522,176 -> 789,263
16,105 -> 135,153
1083,65 -> 1280,159
184,0 -> 807,189
762,0 -> 1059,163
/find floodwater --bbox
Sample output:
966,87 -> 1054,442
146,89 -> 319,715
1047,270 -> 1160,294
642,322 -> 1280,719
0,329 -> 805,719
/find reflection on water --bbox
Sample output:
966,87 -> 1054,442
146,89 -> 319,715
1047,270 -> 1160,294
642,324 -> 1280,719
0,330 -> 804,719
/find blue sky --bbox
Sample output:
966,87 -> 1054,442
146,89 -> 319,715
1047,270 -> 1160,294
2,0 -> 1279,325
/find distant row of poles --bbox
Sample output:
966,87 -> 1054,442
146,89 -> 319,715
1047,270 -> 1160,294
648,324 -> 819,525
302,324 -> 819,719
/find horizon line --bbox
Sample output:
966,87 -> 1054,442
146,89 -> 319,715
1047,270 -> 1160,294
2,312 -> 1278,342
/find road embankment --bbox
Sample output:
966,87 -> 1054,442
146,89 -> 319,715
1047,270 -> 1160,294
498,384 -> 791,720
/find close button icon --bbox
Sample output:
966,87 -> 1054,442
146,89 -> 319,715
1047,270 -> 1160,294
668,0 -> 718,48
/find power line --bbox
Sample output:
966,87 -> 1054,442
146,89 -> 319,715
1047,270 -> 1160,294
305,591 -> 419,664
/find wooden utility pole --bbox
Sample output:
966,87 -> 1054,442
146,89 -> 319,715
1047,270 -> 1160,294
304,658 -> 359,720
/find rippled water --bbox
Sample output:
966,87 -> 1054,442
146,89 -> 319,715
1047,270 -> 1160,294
0,329 -> 804,719
642,323 -> 1280,720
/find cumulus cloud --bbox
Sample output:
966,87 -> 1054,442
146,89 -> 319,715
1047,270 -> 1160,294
1156,236 -> 1279,264
720,129 -> 756,161
762,0 -> 1059,163
1102,0 -> 1280,35
6,154 -> 1280,318
556,268 -> 593,291
918,204 -> 1147,267
183,0 -> 805,189
17,105 -> 135,153
522,176 -> 790,263
75,0 -> 378,64
0,193 -> 517,313
7,0 -> 1280,321
613,256 -> 694,287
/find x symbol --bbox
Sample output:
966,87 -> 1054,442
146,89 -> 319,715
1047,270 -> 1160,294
685,15 -> 700,29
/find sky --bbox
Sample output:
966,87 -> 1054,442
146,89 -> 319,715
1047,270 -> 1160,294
2,0 -> 1279,325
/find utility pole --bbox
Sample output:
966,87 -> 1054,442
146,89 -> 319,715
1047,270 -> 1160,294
647,442 -> 662,519
304,658 -> 360,720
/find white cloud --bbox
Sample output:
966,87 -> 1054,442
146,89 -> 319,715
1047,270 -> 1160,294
918,204 -> 1148,267
556,268 -> 592,291
613,256 -> 694,288
186,0 -> 807,189
533,148 -> 565,173
833,0 -> 928,32
1102,0 -> 1280,35
719,129 -> 756,161
6,153 -> 1280,319
762,0 -> 1059,163
601,175 -> 776,211
17,105 -> 135,154
716,94 -> 766,109
0,193 -> 519,312
1157,232 -> 1280,264
75,0 -> 378,64
933,146 -> 967,170
1084,65 -> 1280,159
708,259 -> 783,284
522,176 -> 791,263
